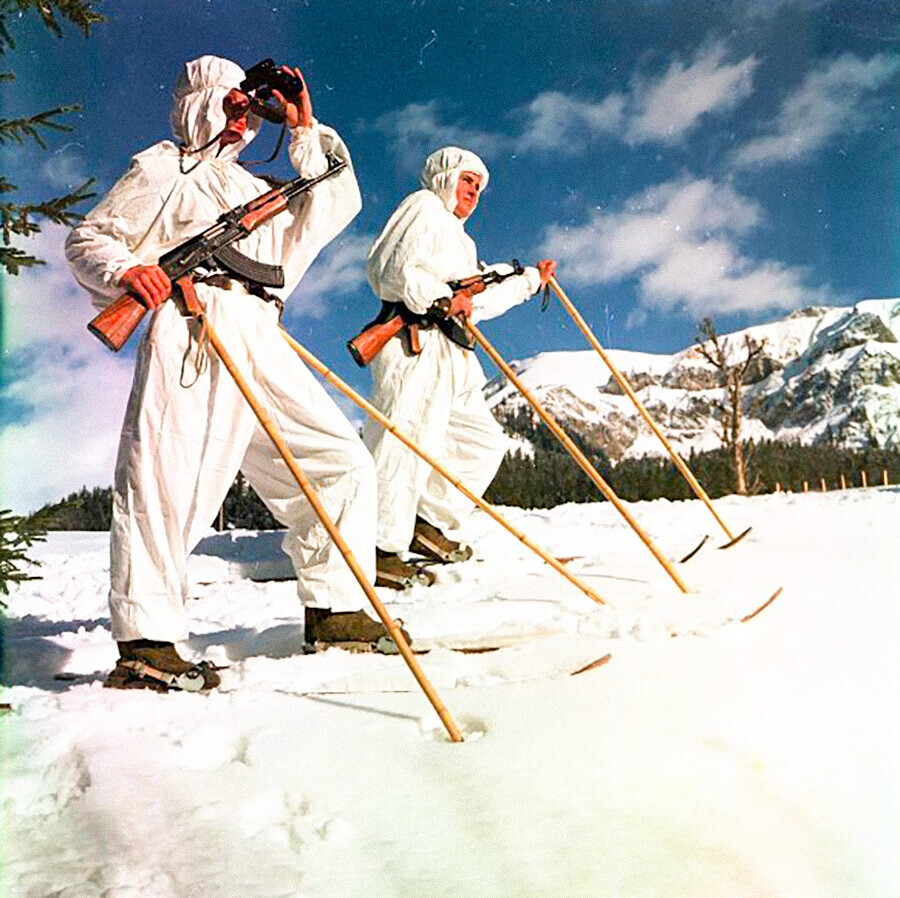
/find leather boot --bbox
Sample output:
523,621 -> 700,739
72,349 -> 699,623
409,516 -> 473,563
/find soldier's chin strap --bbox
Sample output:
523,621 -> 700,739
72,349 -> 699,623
242,121 -> 287,166
178,120 -> 287,172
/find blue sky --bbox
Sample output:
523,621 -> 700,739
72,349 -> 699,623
2,0 -> 898,511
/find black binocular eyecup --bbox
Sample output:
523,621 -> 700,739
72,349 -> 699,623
240,58 -> 305,123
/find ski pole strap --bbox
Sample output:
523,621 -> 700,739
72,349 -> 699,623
541,283 -> 551,311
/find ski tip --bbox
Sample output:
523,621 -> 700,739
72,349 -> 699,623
571,653 -> 612,676
678,534 -> 710,564
717,526 -> 752,550
740,586 -> 783,623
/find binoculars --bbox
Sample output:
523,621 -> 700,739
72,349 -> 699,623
240,58 -> 305,123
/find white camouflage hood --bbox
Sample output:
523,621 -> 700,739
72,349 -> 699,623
169,55 -> 261,161
419,146 -> 489,217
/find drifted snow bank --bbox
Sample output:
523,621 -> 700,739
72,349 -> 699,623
2,489 -> 898,897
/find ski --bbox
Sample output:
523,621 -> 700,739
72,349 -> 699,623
718,526 -> 752,550
304,651 -> 614,695
678,534 -> 709,563
740,586 -> 783,623
307,640 -> 506,656
570,653 -> 612,676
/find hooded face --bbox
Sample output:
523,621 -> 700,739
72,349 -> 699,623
169,55 -> 261,160
454,171 -> 483,220
419,147 -> 489,219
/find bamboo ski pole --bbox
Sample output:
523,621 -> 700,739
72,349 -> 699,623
466,320 -> 691,594
176,281 -> 463,743
549,277 -> 750,549
280,330 -> 610,607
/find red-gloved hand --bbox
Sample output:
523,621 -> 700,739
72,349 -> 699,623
537,259 -> 557,288
448,288 -> 475,319
119,265 -> 172,310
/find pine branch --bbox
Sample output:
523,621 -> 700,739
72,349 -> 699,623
0,103 -> 81,148
0,178 -> 94,273
0,506 -> 50,604
0,176 -> 95,239
0,245 -> 44,274
0,0 -> 105,50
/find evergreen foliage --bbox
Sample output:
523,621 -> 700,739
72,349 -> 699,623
37,486 -> 112,530
0,0 -> 102,274
485,407 -> 611,508
37,476 -> 282,532
219,474 -> 280,531
34,440 -> 900,529
0,505 -> 55,605
485,409 -> 900,508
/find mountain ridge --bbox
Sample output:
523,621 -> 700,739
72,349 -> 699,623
486,299 -> 900,462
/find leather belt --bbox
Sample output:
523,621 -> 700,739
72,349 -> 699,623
196,272 -> 284,318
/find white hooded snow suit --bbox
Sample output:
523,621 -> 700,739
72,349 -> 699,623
363,147 -> 541,552
66,56 -> 371,642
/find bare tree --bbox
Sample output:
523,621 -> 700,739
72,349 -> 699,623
695,317 -> 766,495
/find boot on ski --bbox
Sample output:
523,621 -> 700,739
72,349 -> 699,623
409,516 -> 473,564
105,640 -> 221,692
375,548 -> 436,590
305,606 -> 411,653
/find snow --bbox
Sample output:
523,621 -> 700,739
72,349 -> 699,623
485,299 -> 900,462
3,488 -> 899,897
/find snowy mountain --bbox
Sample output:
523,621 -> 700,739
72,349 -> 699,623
486,299 -> 900,461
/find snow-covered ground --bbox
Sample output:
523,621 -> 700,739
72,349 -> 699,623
2,487 -> 898,897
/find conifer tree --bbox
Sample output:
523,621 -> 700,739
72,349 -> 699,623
0,506 -> 55,606
0,0 -> 103,274
0,0 -> 103,598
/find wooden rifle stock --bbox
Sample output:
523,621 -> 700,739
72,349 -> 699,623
346,262 -> 523,367
86,157 -> 347,352
87,293 -> 150,352
346,314 -> 406,367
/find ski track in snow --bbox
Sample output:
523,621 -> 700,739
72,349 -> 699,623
2,489 -> 898,897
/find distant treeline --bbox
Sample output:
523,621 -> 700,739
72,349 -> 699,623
485,409 -> 900,507
38,475 -> 279,532
38,438 -> 900,530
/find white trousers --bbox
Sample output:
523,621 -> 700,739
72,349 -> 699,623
363,330 -> 506,553
109,285 -> 375,642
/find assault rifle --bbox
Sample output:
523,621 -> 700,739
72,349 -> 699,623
347,260 -> 526,367
87,155 -> 347,351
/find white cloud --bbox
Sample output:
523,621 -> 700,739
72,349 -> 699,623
626,46 -> 757,144
373,100 -> 502,171
515,91 -> 625,155
1,223 -> 135,513
734,52 -> 900,167
286,233 -> 371,322
540,177 -> 831,318
729,0 -> 830,18
40,143 -> 92,190
375,46 -> 755,165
